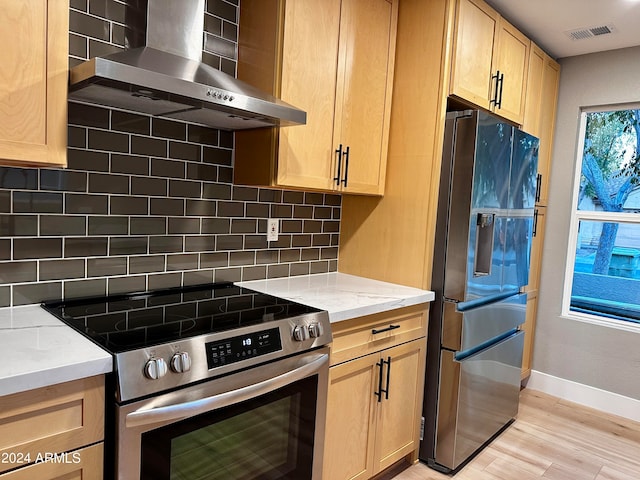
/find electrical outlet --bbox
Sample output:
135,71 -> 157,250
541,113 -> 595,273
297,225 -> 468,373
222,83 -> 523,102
267,218 -> 279,242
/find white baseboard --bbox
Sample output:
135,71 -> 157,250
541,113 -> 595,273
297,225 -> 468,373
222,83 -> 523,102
527,370 -> 640,423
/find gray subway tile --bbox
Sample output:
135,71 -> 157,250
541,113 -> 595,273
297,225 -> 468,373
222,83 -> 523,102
281,220 -> 303,234
216,235 -> 243,251
217,201 -> 244,217
111,154 -> 150,175
166,254 -> 199,271
187,162 -> 217,181
148,272 -> 182,290
280,249 -> 301,263
321,247 -> 339,260
40,216 -> 87,236
218,166 -> 233,183
0,192 -> 10,212
232,186 -> 258,201
111,111 -> 150,135
259,189 -> 282,203
203,146 -> 232,166
87,257 -> 128,277
108,276 -> 147,296
149,236 -> 184,254
69,10 -> 110,41
88,129 -> 129,152
131,176 -> 167,196
110,237 -> 148,255
0,167 -> 38,190
245,203 -> 269,218
183,270 -> 215,286
132,136 -> 167,157
169,141 -> 201,161
188,125 -> 219,146
200,252 -> 228,268
152,118 -> 186,140
68,125 -> 87,148
0,240 -> 9,261
168,217 -> 200,234
151,158 -> 185,178
0,287 -> 10,307
67,149 -> 110,172
242,265 -> 266,281
66,193 -> 109,214
186,199 -> 216,217
13,282 -> 62,305
245,235 -> 268,250
325,194 -> 342,206
231,219 -> 257,234
213,267 -> 241,283
13,192 -> 63,214
39,259 -> 86,281
310,261 -> 330,274
292,235 -> 312,248
323,220 -> 340,233
65,237 -> 108,257
313,206 -> 332,219
64,278 -> 107,300
203,182 -> 231,200
202,218 -> 230,234
68,103 -> 110,128
256,250 -> 279,264
305,192 -> 324,205
111,196 -> 148,215
89,173 -> 129,194
267,264 -> 289,279
293,206 -> 314,219
150,198 -> 185,216
312,234 -> 332,247
130,217 -> 167,235
301,248 -> 320,261
129,255 -> 165,274
88,40 -> 121,59
14,238 -> 62,260
290,262 -> 311,277
0,262 -> 37,284
169,180 -> 202,198
185,235 -> 216,252
40,169 -> 87,192
303,220 -> 322,234
88,216 -> 129,235
204,13 -> 222,36
282,191 -> 304,204
229,251 -> 255,266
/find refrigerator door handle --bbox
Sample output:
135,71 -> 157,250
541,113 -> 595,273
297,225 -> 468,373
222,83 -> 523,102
473,212 -> 495,276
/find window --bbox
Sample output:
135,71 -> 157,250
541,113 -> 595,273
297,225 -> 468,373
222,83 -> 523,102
565,106 -> 640,326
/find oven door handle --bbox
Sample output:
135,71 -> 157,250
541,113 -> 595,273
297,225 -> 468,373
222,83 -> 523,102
125,352 -> 329,428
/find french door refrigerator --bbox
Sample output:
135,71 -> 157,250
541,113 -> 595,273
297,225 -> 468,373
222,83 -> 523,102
420,110 -> 539,473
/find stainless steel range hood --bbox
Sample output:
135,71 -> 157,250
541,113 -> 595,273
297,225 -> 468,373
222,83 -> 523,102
68,0 -> 305,131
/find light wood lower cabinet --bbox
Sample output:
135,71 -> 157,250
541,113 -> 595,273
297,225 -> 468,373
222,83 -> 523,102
0,376 -> 104,479
323,304 -> 428,480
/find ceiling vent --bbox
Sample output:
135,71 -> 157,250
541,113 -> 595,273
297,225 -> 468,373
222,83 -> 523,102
565,24 -> 617,41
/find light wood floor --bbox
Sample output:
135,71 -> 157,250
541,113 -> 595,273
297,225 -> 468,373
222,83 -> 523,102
392,388 -> 640,480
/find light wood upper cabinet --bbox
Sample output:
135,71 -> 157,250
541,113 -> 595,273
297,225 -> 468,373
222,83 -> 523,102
235,0 -> 398,195
323,304 -> 427,480
450,0 -> 529,124
0,1 -> 68,168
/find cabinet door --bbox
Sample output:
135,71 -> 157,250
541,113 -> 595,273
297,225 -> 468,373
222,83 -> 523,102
0,1 -> 68,167
522,44 -> 545,136
521,290 -> 538,379
334,0 -> 398,195
276,0 -> 341,190
492,18 -> 529,124
0,444 -> 103,480
323,355 -> 377,480
537,57 -> 560,206
373,338 -> 426,472
450,0 -> 497,110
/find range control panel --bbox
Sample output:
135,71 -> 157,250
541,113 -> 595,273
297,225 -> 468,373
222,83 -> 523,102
205,327 -> 282,369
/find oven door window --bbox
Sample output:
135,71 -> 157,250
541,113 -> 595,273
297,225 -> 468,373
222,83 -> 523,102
140,375 -> 317,480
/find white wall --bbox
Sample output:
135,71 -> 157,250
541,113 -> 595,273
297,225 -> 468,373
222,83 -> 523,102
534,46 -> 640,400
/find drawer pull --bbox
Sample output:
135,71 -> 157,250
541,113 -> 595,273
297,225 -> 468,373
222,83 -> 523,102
372,324 -> 400,335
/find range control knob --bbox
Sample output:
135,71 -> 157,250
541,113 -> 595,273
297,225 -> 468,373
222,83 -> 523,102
170,352 -> 192,373
293,325 -> 309,341
144,358 -> 168,380
308,322 -> 324,338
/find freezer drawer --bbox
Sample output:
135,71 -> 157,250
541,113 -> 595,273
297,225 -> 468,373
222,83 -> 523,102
434,330 -> 524,472
442,292 -> 527,352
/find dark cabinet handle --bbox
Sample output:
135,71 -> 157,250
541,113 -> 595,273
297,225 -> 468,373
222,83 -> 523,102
333,144 -> 343,186
533,209 -> 539,237
375,358 -> 384,402
374,357 -> 392,402
490,70 -> 501,106
341,145 -> 350,187
535,173 -> 542,203
496,72 -> 504,108
372,324 -> 400,335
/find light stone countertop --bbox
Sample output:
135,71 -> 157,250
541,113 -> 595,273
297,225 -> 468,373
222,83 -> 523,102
239,272 -> 435,323
0,273 -> 433,397
0,305 -> 112,397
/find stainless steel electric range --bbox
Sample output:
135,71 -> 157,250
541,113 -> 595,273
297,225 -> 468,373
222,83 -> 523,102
42,282 -> 332,480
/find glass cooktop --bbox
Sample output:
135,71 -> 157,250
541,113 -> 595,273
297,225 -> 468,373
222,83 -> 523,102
42,282 -> 321,354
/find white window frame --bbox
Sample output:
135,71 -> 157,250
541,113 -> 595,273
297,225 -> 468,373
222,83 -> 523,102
562,106 -> 640,333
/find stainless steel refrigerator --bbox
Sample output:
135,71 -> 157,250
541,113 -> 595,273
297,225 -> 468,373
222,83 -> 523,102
420,110 -> 539,473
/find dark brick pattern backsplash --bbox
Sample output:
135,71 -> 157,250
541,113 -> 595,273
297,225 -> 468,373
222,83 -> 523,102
0,0 -> 340,307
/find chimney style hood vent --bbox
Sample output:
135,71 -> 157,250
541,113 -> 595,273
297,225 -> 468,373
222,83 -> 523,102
68,0 -> 306,131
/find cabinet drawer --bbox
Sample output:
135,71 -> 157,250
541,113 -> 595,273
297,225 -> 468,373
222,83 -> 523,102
0,443 -> 103,480
330,304 -> 428,365
0,376 -> 104,474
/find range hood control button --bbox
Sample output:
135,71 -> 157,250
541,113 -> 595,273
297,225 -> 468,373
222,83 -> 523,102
144,358 -> 168,380
293,325 -> 309,342
170,352 -> 192,373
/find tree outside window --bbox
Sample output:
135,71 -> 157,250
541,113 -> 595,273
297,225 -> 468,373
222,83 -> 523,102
567,107 -> 640,324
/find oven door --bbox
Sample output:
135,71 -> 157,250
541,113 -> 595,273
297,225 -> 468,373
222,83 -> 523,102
115,347 -> 329,480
